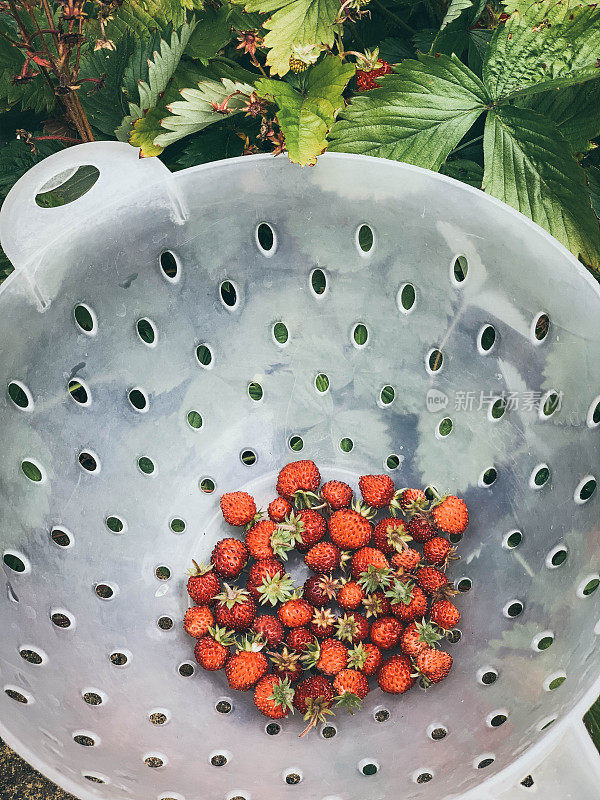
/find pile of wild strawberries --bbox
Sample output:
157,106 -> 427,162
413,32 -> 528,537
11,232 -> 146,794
183,460 -> 468,736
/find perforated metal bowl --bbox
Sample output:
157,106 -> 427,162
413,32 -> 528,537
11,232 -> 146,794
1,142 -> 600,800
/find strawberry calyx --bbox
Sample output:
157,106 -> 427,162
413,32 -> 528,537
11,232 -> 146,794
335,613 -> 361,643
299,695 -> 334,737
270,526 -> 301,560
269,646 -> 302,673
214,583 -> 250,609
268,676 -> 296,714
347,642 -> 368,670
207,624 -> 237,648
334,691 -> 363,714
187,559 -> 214,577
415,618 -> 443,648
351,498 -> 377,519
385,577 -> 415,606
357,565 -> 394,593
257,571 -> 296,606
301,640 -> 321,670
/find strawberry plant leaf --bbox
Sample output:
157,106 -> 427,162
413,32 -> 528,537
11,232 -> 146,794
116,20 -> 198,143
243,0 -> 341,76
588,166 -> 600,219
0,32 -> 54,113
78,35 -> 136,138
155,77 -> 254,147
483,105 -> 600,272
167,122 -> 245,168
484,0 -> 600,102
257,54 -> 354,166
432,0 -> 485,55
518,79 -> 600,153
186,4 -> 234,62
328,53 -> 487,172
101,0 -> 183,41
441,158 -> 483,188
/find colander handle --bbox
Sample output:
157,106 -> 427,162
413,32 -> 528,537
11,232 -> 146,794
0,141 -> 173,274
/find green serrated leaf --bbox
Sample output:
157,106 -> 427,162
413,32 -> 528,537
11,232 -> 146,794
588,166 -> 600,219
484,0 -> 600,102
257,54 -> 354,166
441,158 -> 483,187
518,79 -> 600,153
186,4 -> 234,62
101,0 -> 180,42
243,0 -> 341,76
117,20 -> 198,143
168,123 -> 245,168
329,53 -> 487,172
431,0 -> 485,55
155,77 -> 254,147
78,36 -> 136,138
482,105 -> 600,272
0,35 -> 55,114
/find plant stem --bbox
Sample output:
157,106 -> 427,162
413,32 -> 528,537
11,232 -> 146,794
372,0 -> 416,34
449,134 -> 483,156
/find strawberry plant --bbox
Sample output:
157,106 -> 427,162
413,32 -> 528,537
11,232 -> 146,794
0,0 -> 599,278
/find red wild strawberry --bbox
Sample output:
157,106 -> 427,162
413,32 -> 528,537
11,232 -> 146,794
432,495 -> 469,534
252,614 -> 285,646
377,654 -> 414,694
309,607 -> 337,639
417,647 -> 453,684
337,581 -> 364,610
423,536 -> 456,567
220,491 -> 259,526
370,616 -> 403,649
416,566 -> 457,599
194,626 -> 235,670
254,675 -> 295,719
304,637 -> 348,676
245,520 -> 277,560
321,480 -> 353,510
214,584 -> 257,631
186,561 -> 220,605
184,605 -> 214,638
359,474 -> 395,508
386,579 -> 428,622
276,460 -> 321,499
294,509 -> 327,552
373,517 -> 411,554
269,647 -> 303,684
268,497 -> 292,522
225,639 -> 268,690
430,600 -> 460,630
285,627 -> 316,651
305,541 -> 341,574
356,59 -> 392,91
211,537 -> 248,579
347,641 -> 382,676
351,547 -> 389,579
335,612 -> 370,644
391,547 -> 421,574
294,675 -> 335,736
400,620 -> 443,658
408,516 -> 436,543
393,487 -> 428,513
303,575 -> 340,606
329,508 -> 373,550
278,596 -> 313,627
334,668 -> 369,701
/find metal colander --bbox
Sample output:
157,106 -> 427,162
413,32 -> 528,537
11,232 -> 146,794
1,142 -> 600,800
